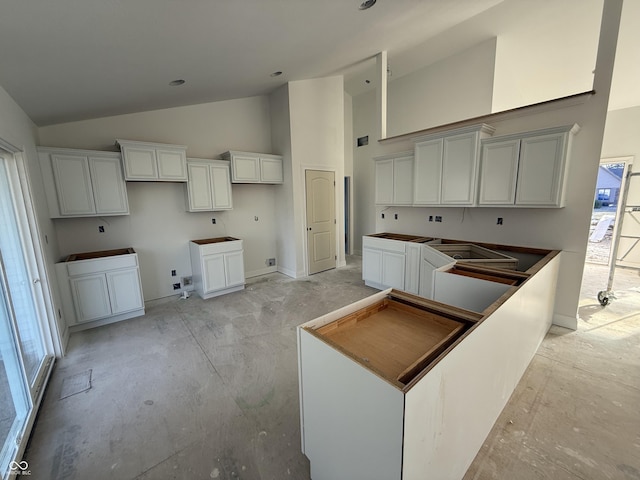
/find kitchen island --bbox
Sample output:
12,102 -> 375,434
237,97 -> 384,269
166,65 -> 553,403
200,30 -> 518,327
298,241 -> 560,480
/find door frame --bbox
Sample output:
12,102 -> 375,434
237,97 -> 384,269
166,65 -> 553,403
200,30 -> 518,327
302,166 -> 341,277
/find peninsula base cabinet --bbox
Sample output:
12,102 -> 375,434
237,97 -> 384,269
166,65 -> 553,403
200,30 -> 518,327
55,251 -> 144,332
362,237 -> 406,291
189,238 -> 245,299
298,251 -> 561,480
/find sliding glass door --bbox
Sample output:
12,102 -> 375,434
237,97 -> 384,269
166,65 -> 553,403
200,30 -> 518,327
0,263 -> 31,477
0,148 -> 55,478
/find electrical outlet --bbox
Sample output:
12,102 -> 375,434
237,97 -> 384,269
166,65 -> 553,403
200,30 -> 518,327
394,213 -> 398,220
497,217 -> 503,225
267,258 -> 276,266
172,283 -> 181,290
255,216 -> 259,221
428,215 -> 433,222
182,276 -> 192,286
211,218 -> 216,224
171,269 -> 177,277
98,225 -> 105,233
435,216 -> 442,222
381,213 -> 385,219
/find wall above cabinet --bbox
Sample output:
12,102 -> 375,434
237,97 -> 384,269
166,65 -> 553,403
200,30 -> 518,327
38,147 -> 129,218
185,158 -> 233,212
116,139 -> 188,182
221,151 -> 283,184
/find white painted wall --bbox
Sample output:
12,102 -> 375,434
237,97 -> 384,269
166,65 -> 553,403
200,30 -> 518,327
353,41 -> 496,255
602,106 -> 640,174
351,0 -> 620,329
387,38 -> 496,136
37,96 -> 279,301
289,76 -> 346,276
269,84 -> 297,278
491,0 -> 602,112
344,93 -> 354,255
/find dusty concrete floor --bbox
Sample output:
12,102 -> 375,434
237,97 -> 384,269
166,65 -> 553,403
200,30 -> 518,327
24,258 -> 640,480
464,263 -> 640,480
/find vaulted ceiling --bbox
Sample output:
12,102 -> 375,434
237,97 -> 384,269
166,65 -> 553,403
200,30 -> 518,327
0,0 -> 637,127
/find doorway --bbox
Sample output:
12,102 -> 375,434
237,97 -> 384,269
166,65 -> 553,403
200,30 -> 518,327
305,170 -> 336,275
586,159 -> 627,264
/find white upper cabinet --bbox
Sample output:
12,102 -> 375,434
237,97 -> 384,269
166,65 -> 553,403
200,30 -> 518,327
413,139 -> 442,205
478,124 -> 579,208
185,159 -> 233,212
39,147 -> 129,218
374,152 -> 414,206
221,151 -> 284,184
117,139 -> 188,182
477,139 -> 520,205
413,124 -> 495,206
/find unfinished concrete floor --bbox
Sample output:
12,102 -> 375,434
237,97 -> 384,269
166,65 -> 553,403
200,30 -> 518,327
25,258 -> 640,480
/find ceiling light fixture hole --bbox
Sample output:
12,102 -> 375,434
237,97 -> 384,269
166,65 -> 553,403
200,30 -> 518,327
359,0 -> 376,10
169,79 -> 185,86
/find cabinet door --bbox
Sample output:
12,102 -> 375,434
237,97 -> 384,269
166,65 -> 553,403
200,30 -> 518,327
375,159 -> 394,205
210,164 -> 233,209
231,155 -> 260,183
70,274 -> 111,322
224,250 -> 245,287
123,147 -> 157,180
260,157 -> 284,184
186,163 -> 213,211
441,132 -> 477,205
393,156 -> 414,205
516,132 -> 566,206
382,251 -> 405,290
362,248 -> 383,284
478,140 -> 520,205
107,268 -> 144,314
404,243 -> 421,295
51,154 -> 96,215
157,149 -> 187,181
413,139 -> 442,205
202,254 -> 227,293
89,157 -> 129,214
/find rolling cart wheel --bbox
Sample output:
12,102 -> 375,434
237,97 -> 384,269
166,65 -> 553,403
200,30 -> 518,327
597,291 -> 610,307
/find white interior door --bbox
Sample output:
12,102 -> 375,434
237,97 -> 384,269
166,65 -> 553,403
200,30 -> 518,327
306,170 -> 336,275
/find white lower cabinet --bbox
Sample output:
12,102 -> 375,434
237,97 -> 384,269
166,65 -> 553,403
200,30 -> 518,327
362,237 -> 406,290
190,238 -> 245,299
56,251 -> 144,330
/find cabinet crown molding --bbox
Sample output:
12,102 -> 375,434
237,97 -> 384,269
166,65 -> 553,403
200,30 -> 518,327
412,123 -> 495,144
372,151 -> 413,162
481,124 -> 580,144
38,146 -> 121,158
116,139 -> 188,150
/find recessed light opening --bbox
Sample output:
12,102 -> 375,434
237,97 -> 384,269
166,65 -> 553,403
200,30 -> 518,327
169,79 -> 185,86
359,0 -> 376,10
